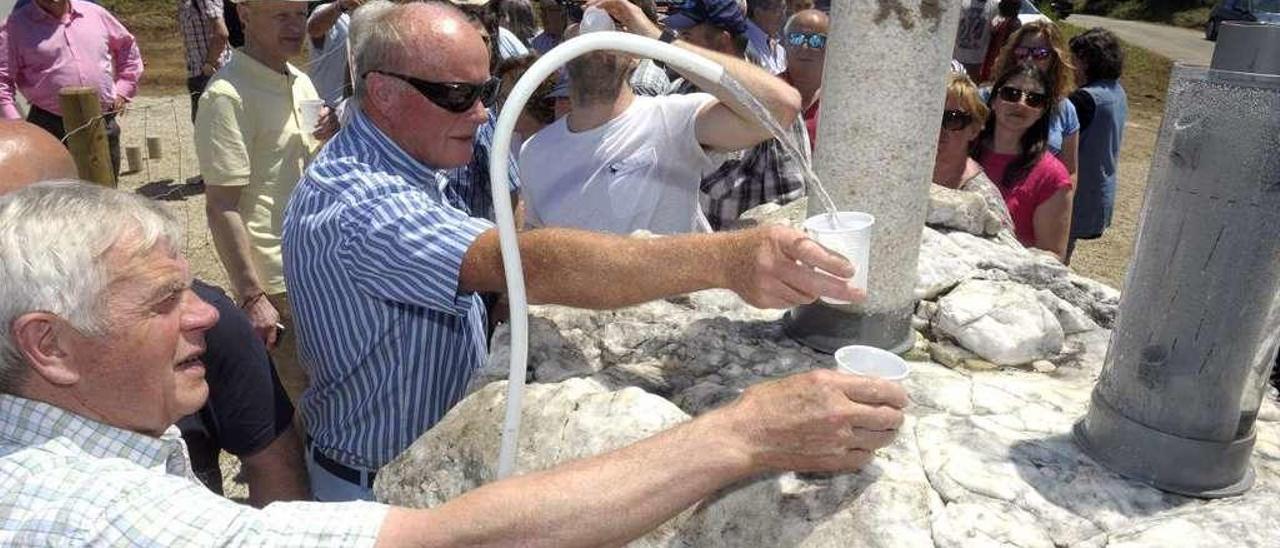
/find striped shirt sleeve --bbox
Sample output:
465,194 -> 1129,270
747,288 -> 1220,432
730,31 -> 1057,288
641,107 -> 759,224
336,186 -> 493,314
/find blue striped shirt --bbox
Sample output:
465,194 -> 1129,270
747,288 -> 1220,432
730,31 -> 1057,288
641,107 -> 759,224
283,110 -> 505,470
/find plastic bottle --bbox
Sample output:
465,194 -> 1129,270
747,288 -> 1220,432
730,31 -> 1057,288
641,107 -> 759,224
579,7 -> 616,34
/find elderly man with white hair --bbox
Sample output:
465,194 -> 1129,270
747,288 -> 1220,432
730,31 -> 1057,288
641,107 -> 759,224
282,0 -> 897,502
0,184 -> 903,543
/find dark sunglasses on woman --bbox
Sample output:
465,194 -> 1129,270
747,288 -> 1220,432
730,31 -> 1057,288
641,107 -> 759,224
941,109 -> 973,131
997,86 -> 1049,109
365,70 -> 501,113
1013,46 -> 1053,61
786,31 -> 827,49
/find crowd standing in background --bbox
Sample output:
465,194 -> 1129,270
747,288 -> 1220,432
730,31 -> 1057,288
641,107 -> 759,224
0,0 -> 143,181
0,0 -> 1159,540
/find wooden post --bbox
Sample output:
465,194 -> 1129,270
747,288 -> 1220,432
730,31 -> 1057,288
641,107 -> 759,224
58,87 -> 115,188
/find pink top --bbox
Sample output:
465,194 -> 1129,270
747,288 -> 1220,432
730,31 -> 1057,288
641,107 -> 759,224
0,0 -> 143,119
978,149 -> 1072,247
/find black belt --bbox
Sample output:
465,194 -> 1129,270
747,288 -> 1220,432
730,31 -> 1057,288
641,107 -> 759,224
306,438 -> 378,489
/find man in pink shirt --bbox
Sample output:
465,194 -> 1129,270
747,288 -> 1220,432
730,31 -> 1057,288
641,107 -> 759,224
0,0 -> 144,181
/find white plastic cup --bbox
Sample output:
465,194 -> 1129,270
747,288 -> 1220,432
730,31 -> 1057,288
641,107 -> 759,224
834,345 -> 910,382
298,99 -> 326,132
803,211 -> 874,305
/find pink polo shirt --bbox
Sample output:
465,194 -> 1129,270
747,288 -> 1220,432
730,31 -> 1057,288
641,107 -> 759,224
978,149 -> 1072,247
0,0 -> 143,119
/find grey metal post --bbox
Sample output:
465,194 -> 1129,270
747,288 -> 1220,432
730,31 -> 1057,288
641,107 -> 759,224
783,0 -> 960,353
1073,22 -> 1280,498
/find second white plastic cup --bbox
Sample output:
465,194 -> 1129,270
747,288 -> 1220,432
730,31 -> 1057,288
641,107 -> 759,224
803,211 -> 874,305
298,99 -> 326,132
834,345 -> 910,382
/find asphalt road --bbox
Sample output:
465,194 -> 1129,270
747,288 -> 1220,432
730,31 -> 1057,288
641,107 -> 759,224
1068,14 -> 1215,66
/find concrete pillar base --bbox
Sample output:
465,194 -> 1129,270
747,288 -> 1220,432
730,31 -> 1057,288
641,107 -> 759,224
1074,390 -> 1256,499
782,303 -> 914,355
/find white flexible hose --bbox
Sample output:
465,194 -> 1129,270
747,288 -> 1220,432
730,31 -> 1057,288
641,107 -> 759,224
488,31 -> 726,479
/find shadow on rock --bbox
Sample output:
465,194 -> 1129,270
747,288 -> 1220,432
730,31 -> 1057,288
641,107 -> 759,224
1010,433 -> 1192,523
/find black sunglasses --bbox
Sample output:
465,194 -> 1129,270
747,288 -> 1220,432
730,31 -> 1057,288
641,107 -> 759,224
997,86 -> 1049,109
941,109 -> 973,131
366,70 -> 500,113
786,31 -> 827,49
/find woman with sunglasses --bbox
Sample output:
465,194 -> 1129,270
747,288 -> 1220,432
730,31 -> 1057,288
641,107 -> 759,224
986,20 -> 1079,178
975,62 -> 1074,260
934,73 -> 1013,231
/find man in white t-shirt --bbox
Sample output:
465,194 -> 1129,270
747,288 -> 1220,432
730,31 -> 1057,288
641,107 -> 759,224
519,0 -> 800,235
307,0 -> 359,105
953,0 -> 998,77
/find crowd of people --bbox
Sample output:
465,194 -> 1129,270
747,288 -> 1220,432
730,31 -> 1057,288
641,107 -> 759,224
0,0 -> 1131,543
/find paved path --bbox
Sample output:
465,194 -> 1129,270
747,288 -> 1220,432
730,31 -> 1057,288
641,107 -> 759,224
1068,14 -> 1215,66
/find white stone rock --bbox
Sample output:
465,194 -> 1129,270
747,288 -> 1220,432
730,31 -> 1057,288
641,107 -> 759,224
926,184 -> 1002,237
916,227 -> 980,300
935,280 -> 1065,366
375,378 -> 690,508
383,275 -> 1274,547
1036,289 -> 1101,335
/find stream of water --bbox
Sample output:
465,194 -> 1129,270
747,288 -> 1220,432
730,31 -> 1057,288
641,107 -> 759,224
719,75 -> 840,220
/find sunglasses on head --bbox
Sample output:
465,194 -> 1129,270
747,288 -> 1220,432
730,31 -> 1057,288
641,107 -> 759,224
366,70 -> 500,113
997,86 -> 1049,109
1014,46 -> 1053,61
941,109 -> 973,131
786,31 -> 827,49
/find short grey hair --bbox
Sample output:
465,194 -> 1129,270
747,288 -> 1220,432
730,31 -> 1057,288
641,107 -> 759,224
349,0 -> 402,103
0,181 -> 182,393
349,0 -> 471,103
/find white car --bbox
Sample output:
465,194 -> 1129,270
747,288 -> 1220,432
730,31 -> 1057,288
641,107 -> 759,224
1018,0 -> 1053,25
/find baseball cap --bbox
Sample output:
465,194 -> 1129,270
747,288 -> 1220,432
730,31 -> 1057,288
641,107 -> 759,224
663,0 -> 749,35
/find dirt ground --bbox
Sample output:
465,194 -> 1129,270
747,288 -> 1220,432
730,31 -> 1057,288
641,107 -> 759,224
1066,109 -> 1162,290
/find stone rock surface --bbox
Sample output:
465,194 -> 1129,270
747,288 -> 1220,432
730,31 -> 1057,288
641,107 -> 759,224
376,289 -> 1280,547
375,197 -> 1276,546
935,280 -> 1065,366
376,378 -> 690,509
926,184 -> 1003,236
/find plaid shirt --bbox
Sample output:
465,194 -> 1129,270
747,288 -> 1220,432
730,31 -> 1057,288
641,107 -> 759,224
179,0 -> 232,78
698,117 -> 809,230
630,59 -> 671,97
0,394 -> 388,545
663,78 -> 809,229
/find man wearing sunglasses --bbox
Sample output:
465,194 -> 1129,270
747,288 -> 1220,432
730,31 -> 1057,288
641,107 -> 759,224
777,8 -> 826,151
283,0 -> 866,502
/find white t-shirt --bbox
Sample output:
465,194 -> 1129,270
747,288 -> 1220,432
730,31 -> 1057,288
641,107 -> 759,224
308,14 -> 350,105
953,0 -> 998,65
519,93 -> 723,235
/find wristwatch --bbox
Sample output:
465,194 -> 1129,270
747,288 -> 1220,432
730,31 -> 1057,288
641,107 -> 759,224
658,26 -> 678,44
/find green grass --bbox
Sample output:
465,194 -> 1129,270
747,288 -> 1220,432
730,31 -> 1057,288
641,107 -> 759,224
1077,0 -> 1214,29
1061,21 -> 1173,121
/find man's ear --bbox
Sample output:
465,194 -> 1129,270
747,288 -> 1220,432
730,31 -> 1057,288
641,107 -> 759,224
11,313 -> 81,386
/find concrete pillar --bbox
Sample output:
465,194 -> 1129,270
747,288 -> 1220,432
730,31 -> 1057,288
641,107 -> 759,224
784,1 -> 961,353
1073,22 -> 1280,498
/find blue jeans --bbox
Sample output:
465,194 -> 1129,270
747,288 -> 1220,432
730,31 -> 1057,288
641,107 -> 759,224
305,445 -> 377,502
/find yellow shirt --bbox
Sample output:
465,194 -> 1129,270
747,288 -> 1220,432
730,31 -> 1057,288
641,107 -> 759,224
195,51 -> 320,295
